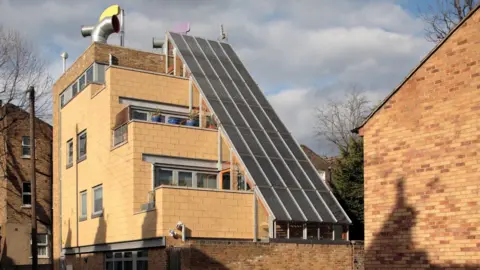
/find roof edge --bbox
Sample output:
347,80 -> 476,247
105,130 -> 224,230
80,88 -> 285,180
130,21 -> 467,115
353,3 -> 480,134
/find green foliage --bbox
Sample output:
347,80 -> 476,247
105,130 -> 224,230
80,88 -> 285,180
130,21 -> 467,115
331,137 -> 364,239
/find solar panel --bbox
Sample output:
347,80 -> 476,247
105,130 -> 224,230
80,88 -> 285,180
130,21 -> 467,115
168,32 -> 351,225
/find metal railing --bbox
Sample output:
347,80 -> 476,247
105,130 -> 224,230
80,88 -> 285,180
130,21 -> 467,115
113,123 -> 128,146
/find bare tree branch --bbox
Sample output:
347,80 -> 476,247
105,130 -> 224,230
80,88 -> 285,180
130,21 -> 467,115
315,86 -> 370,153
418,0 -> 479,43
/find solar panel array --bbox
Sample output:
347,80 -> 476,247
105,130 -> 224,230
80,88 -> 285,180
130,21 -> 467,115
168,32 -> 351,224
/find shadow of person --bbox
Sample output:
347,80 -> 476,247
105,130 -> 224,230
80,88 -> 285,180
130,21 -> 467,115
93,213 -> 107,252
365,178 -> 430,268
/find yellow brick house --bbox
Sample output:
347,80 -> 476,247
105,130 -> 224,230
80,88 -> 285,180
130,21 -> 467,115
52,11 -> 351,270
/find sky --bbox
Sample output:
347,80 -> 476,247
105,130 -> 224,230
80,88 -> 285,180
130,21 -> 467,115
0,0 -> 437,155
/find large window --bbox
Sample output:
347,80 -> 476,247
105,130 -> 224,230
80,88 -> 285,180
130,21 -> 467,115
22,182 -> 31,206
154,167 -> 218,189
21,136 -> 31,158
77,130 -> 87,161
67,139 -> 73,167
130,108 -> 190,126
93,185 -> 103,216
80,191 -> 87,220
105,250 -> 148,270
60,63 -> 106,108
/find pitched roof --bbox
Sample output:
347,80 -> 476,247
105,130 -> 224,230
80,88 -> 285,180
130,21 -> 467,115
353,4 -> 480,133
300,144 -> 337,170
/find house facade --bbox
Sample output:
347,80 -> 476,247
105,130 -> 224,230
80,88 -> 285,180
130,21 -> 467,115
52,28 -> 351,269
0,104 -> 53,269
357,6 -> 480,269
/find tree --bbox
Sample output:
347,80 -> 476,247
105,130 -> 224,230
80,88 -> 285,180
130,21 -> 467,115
0,25 -> 52,121
419,0 -> 479,43
315,87 -> 371,152
331,138 -> 364,240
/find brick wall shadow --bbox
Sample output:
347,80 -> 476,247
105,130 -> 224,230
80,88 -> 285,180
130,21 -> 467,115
365,178 -> 480,269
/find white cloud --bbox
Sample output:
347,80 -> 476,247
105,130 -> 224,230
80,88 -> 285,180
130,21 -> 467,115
0,0 -> 434,154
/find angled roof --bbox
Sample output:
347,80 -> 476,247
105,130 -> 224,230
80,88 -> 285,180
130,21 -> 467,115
300,144 -> 337,170
354,4 -> 480,133
168,32 -> 351,224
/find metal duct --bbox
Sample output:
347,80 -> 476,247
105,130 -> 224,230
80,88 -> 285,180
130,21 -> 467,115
80,15 -> 120,44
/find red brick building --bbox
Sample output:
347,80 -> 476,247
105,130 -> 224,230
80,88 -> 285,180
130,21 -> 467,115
356,6 -> 480,269
0,104 -> 53,269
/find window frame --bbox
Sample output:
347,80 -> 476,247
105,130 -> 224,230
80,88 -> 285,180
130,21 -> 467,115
21,136 -> 31,158
77,130 -> 87,162
153,166 -> 218,190
105,250 -> 148,270
31,234 -> 49,258
80,190 -> 87,221
92,185 -> 103,218
22,182 -> 32,207
66,139 -> 73,168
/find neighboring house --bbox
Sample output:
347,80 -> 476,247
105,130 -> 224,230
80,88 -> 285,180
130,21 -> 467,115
0,103 -> 53,269
52,31 -> 351,268
355,5 -> 480,269
300,144 -> 337,187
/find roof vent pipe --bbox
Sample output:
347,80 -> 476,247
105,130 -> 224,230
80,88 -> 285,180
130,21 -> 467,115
81,15 -> 120,44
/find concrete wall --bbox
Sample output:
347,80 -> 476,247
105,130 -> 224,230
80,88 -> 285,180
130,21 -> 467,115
361,9 -> 480,269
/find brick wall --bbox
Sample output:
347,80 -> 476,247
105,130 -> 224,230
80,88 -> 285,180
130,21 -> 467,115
361,8 -> 480,269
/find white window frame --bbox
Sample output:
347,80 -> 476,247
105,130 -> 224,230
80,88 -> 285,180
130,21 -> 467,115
22,182 -> 31,207
67,139 -> 73,166
33,234 -> 49,258
153,166 -> 218,190
92,185 -> 103,216
21,136 -> 31,158
77,130 -> 87,161
105,250 -> 148,270
80,191 -> 87,220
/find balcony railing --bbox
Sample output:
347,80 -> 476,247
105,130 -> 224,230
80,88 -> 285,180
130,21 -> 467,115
113,123 -> 128,146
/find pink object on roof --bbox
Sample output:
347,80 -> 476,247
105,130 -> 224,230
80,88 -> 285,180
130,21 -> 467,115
172,22 -> 190,34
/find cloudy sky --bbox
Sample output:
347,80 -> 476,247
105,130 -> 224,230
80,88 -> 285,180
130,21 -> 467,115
0,0 -> 435,155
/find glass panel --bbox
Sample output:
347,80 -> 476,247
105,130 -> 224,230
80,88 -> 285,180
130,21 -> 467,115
137,250 -> 148,258
78,132 -> 87,158
197,173 -> 217,189
307,223 -> 318,239
304,191 -> 336,223
222,172 -> 230,190
252,130 -> 278,158
132,110 -> 148,121
289,222 -> 304,238
95,63 -> 105,83
124,261 -> 133,270
106,262 -> 113,270
321,191 -> 349,223
290,189 -> 320,222
299,161 -> 328,191
222,125 -> 248,154
114,252 -> 123,258
154,168 -> 173,187
22,146 -> 31,156
68,141 -> 73,164
270,158 -> 298,188
81,192 -> 87,216
258,187 -> 289,221
239,155 -> 270,187
319,224 -> 333,240
237,128 -> 264,156
275,221 -> 288,238
222,102 -> 247,127
274,188 -> 305,221
255,157 -> 282,187
22,136 -> 30,146
237,174 -> 247,191
86,66 -> 94,83
79,74 -> 86,90
281,134 -> 307,161
72,82 -> 78,96
23,182 -> 31,193
178,172 -> 193,187
105,252 -> 113,259
249,106 -> 274,131
284,159 -> 312,190
23,194 -> 31,205
94,187 -> 103,213
37,234 -> 47,244
38,247 -> 47,256
136,261 -> 148,270
61,94 -> 65,107
267,132 -> 292,158
115,261 -> 123,270
264,107 -> 289,134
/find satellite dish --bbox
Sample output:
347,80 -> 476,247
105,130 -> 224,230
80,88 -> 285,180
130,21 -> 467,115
172,22 -> 190,34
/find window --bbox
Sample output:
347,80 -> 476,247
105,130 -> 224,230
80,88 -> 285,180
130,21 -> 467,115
178,171 -> 193,187
319,224 -> 333,240
77,130 -> 87,161
86,66 -> 94,83
197,173 -> 217,189
237,174 -> 250,191
80,191 -> 87,220
154,168 -> 173,187
36,234 -> 48,258
67,139 -> 73,166
289,222 -> 304,239
60,94 -> 65,108
132,110 -> 149,121
72,82 -> 78,96
22,182 -> 31,206
306,223 -> 318,239
154,167 -> 218,189
93,185 -> 103,216
78,74 -> 86,90
106,250 -> 148,270
22,136 -> 31,158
